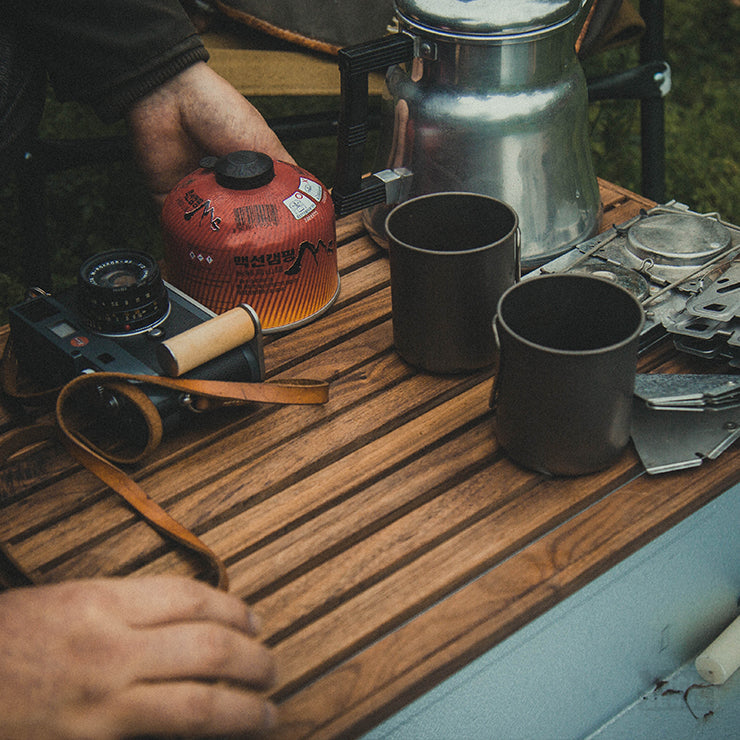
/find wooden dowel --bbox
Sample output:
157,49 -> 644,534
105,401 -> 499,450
156,305 -> 257,377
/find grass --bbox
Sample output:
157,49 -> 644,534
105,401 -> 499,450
0,0 -> 738,321
584,0 -> 740,221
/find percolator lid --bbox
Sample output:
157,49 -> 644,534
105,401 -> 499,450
200,150 -> 275,190
395,0 -> 585,36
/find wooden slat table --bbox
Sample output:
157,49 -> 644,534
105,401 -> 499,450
1,180 -> 738,738
201,23 -> 387,97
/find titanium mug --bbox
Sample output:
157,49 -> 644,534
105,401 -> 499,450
492,273 -> 645,476
386,192 -> 520,374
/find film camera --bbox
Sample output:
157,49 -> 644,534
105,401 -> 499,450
8,250 -> 265,434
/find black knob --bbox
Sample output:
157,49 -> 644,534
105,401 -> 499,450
200,151 -> 275,190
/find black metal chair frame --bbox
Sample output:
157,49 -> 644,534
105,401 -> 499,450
587,0 -> 668,202
14,0 -> 667,291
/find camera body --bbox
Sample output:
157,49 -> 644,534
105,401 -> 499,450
8,253 -> 264,432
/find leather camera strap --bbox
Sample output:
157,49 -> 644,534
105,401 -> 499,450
0,339 -> 328,590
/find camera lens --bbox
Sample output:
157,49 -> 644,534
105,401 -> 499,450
77,250 -> 169,335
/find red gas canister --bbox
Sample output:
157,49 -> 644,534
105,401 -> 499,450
161,151 -> 339,331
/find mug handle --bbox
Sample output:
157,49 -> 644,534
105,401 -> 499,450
515,228 -> 522,281
490,228 -> 520,409
489,315 -> 503,412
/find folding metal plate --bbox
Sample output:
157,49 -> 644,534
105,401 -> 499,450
631,399 -> 740,474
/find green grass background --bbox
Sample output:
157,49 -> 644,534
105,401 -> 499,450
0,0 -> 738,320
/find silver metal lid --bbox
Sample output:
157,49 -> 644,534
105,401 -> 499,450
395,0 -> 585,36
626,212 -> 732,268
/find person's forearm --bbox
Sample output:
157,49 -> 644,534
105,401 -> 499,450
18,0 -> 208,121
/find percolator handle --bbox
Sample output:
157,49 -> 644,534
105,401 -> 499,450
332,33 -> 414,218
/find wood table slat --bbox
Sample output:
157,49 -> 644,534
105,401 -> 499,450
276,445 -> 740,739
267,456 -> 638,692
1,180 -> 737,738
26,364 -> 481,581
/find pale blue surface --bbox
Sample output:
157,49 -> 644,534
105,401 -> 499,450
363,481 -> 740,739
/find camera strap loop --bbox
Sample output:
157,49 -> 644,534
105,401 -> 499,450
55,372 -> 330,464
0,339 -> 330,591
57,376 -> 164,464
56,428 -> 231,591
130,374 -> 331,409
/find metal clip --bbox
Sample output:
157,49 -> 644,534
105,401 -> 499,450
179,393 -> 207,413
373,168 -> 414,204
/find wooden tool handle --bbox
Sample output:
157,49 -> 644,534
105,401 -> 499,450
156,305 -> 257,377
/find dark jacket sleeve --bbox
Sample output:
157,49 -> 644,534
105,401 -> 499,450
19,0 -> 209,122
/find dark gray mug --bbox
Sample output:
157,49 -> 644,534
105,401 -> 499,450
492,273 -> 645,476
385,192 -> 520,374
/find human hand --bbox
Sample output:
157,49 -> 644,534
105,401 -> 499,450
126,61 -> 296,206
0,576 -> 277,738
